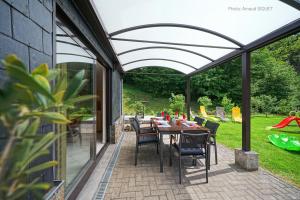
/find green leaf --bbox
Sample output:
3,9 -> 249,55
3,54 -> 26,71
18,149 -> 49,174
24,161 -> 58,175
63,70 -> 85,101
3,63 -> 55,102
32,63 -> 49,77
65,95 -> 96,105
46,69 -> 60,81
33,74 -> 51,93
54,90 -> 65,103
27,132 -> 65,159
23,118 -> 40,137
53,71 -> 67,94
26,112 -> 71,124
15,119 -> 30,137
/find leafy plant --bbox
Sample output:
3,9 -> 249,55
221,96 -> 235,114
289,111 -> 296,116
169,93 -> 185,113
197,96 -> 212,108
0,55 -> 94,199
251,95 -> 277,117
130,101 -> 144,115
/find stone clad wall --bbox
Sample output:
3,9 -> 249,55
0,0 -> 54,71
0,0 -> 55,187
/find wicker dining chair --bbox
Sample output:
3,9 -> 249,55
204,120 -> 220,164
170,131 -> 210,184
130,117 -> 159,166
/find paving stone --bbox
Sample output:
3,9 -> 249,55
103,132 -> 300,200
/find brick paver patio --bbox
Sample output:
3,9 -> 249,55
104,132 -> 300,200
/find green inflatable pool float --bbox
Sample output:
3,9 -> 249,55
268,134 -> 300,151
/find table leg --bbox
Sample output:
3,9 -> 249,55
160,132 -> 164,173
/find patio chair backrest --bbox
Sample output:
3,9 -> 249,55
179,131 -> 209,150
130,118 -> 140,135
194,116 -> 205,126
216,107 -> 225,117
204,120 -> 220,135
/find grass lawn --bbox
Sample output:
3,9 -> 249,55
123,84 -> 300,186
218,116 -> 300,187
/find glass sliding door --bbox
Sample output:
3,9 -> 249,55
55,18 -> 97,192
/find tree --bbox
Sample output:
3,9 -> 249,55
221,96 -> 235,114
169,93 -> 185,113
252,95 -> 277,117
197,96 -> 212,108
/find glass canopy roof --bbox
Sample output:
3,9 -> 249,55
92,0 -> 300,74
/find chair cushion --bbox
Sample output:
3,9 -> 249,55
173,143 -> 205,155
138,134 -> 158,144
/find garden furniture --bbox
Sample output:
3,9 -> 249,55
170,131 -> 210,184
152,118 -> 209,172
204,120 -> 220,165
130,117 -> 159,166
194,116 -> 205,126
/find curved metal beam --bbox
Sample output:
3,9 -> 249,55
122,58 -> 197,70
110,37 -> 239,50
117,46 -> 214,61
109,23 -> 244,47
124,65 -> 186,74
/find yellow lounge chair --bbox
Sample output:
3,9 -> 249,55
232,106 -> 242,123
200,106 -> 208,118
200,106 -> 219,122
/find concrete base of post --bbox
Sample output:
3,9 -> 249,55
234,149 -> 259,171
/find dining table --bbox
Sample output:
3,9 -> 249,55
151,118 -> 210,173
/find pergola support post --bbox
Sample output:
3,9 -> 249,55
234,52 -> 259,171
186,77 -> 191,120
242,52 -> 251,151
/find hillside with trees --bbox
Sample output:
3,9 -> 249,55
124,34 -> 300,115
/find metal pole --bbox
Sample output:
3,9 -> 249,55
186,77 -> 191,120
242,52 -> 251,151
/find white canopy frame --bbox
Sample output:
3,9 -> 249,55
92,0 -> 300,75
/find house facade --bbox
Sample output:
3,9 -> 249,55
0,0 -> 123,199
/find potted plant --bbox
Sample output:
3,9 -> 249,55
0,55 -> 94,200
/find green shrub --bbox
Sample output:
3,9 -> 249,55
289,111 -> 296,116
169,93 -> 185,113
251,95 -> 277,117
130,101 -> 144,115
221,96 -> 235,114
197,96 -> 212,108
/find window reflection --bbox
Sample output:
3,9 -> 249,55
56,20 -> 96,190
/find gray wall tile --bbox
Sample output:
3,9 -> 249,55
43,30 -> 52,55
29,0 -> 52,32
6,0 -> 29,16
0,1 -> 12,36
29,47 -> 52,70
0,33 -> 29,69
12,9 -> 43,51
43,0 -> 52,11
